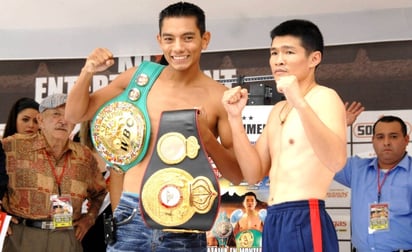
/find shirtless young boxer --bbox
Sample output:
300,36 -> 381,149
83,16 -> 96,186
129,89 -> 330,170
65,2 -> 241,251
222,19 -> 347,252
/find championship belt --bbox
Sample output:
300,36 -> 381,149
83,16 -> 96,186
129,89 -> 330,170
235,229 -> 262,248
140,109 -> 220,232
211,212 -> 233,247
91,61 -> 165,172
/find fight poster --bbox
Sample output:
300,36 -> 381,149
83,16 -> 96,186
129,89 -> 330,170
207,106 -> 271,251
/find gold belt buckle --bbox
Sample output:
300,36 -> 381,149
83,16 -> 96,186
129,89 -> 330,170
141,168 -> 218,227
157,132 -> 200,164
92,101 -> 146,168
141,132 -> 218,227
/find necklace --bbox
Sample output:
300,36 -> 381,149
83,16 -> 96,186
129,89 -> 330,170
279,84 -> 316,125
279,102 -> 291,125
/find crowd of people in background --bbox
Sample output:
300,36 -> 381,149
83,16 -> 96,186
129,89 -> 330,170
0,1 -> 411,252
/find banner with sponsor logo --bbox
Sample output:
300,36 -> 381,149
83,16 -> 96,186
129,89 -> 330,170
349,110 -> 412,157
2,40 -> 412,125
1,41 -> 412,251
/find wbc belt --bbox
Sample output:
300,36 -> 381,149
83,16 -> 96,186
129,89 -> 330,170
235,229 -> 262,248
91,61 -> 165,172
140,109 -> 220,232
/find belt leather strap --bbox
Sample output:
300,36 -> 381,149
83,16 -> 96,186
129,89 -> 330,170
15,216 -> 55,230
140,109 -> 220,232
91,61 -> 165,172
23,219 -> 54,230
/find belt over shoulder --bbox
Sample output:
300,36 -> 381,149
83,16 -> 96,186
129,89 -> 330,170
91,61 -> 165,172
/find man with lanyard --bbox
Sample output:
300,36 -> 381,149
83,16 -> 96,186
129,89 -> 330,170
0,93 -> 106,252
335,115 -> 412,251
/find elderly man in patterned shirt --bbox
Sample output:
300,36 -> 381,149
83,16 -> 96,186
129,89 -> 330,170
0,93 -> 106,252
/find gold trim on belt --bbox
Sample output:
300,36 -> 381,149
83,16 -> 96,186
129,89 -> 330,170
140,109 -> 220,231
141,168 -> 218,227
156,132 -> 200,165
92,101 -> 146,166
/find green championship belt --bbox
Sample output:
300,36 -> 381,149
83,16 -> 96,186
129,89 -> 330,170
211,212 -> 233,247
235,229 -> 262,248
91,61 -> 165,172
140,109 -> 220,232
